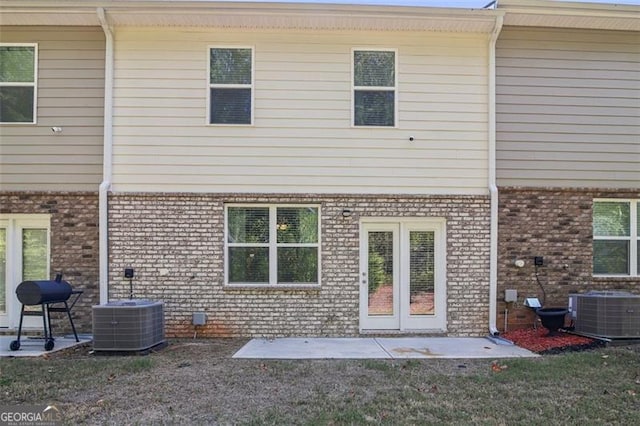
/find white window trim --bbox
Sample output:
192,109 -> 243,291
206,45 -> 254,126
351,47 -> 398,128
224,204 -> 321,288
0,43 -> 38,125
593,199 -> 638,277
358,217 -> 447,332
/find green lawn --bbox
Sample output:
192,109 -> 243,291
0,340 -> 638,425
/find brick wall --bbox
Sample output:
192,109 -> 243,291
497,188 -> 640,331
0,192 -> 99,332
108,193 -> 491,337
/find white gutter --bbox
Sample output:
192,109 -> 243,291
488,14 -> 504,336
97,7 -> 113,305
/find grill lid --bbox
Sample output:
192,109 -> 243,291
16,280 -> 73,305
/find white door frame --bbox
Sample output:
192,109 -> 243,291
359,217 -> 447,333
0,214 -> 51,329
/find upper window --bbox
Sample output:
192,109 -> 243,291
593,200 -> 639,276
208,47 -> 253,125
225,205 -> 320,286
0,44 -> 37,124
353,49 -> 396,127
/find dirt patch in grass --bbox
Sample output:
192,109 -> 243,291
1,338 -> 639,425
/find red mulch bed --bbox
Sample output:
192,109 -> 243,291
502,327 -> 606,355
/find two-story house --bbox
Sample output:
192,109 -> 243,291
1,0 -> 637,338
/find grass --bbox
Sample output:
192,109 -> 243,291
0,341 -> 638,425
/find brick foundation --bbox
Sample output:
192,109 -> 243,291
108,193 -> 491,337
497,187 -> 640,332
0,192 -> 99,333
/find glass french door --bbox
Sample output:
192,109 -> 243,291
360,220 -> 446,332
0,216 -> 50,328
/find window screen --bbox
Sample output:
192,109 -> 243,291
593,200 -> 638,276
209,48 -> 252,125
353,50 -> 396,127
0,45 -> 36,123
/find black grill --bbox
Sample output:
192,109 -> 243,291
9,274 -> 82,352
16,279 -> 73,305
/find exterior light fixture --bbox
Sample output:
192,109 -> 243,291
341,209 -> 353,218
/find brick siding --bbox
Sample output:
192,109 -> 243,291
0,192 -> 99,333
108,193 -> 491,337
497,188 -> 640,332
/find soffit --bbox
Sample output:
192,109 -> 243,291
499,0 -> 640,31
503,13 -> 640,31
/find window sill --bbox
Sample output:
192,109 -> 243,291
593,275 -> 639,281
206,123 -> 254,127
0,121 -> 37,125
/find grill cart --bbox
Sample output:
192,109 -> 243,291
9,274 -> 82,351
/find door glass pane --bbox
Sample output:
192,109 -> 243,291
368,231 -> 394,316
409,231 -> 435,316
0,228 -> 6,313
22,228 -> 48,281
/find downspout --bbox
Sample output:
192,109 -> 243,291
488,14 -> 504,336
98,7 -> 113,305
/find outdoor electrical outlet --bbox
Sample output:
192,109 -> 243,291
534,256 -> 544,266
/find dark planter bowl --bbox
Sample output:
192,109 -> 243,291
537,307 -> 568,336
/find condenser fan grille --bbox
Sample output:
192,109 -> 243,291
573,292 -> 640,339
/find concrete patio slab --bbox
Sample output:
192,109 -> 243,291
377,337 -> 537,359
233,337 -> 390,359
233,337 -> 538,359
0,335 -> 91,357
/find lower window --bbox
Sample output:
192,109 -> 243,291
593,200 -> 639,276
225,205 -> 320,286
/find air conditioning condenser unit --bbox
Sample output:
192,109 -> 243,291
93,300 -> 165,351
570,291 -> 640,339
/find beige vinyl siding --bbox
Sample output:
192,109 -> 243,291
0,26 -> 105,191
496,27 -> 640,189
112,28 -> 489,195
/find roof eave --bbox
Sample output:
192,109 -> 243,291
0,2 -> 500,32
499,0 -> 640,31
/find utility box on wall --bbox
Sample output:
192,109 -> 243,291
93,300 -> 165,351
